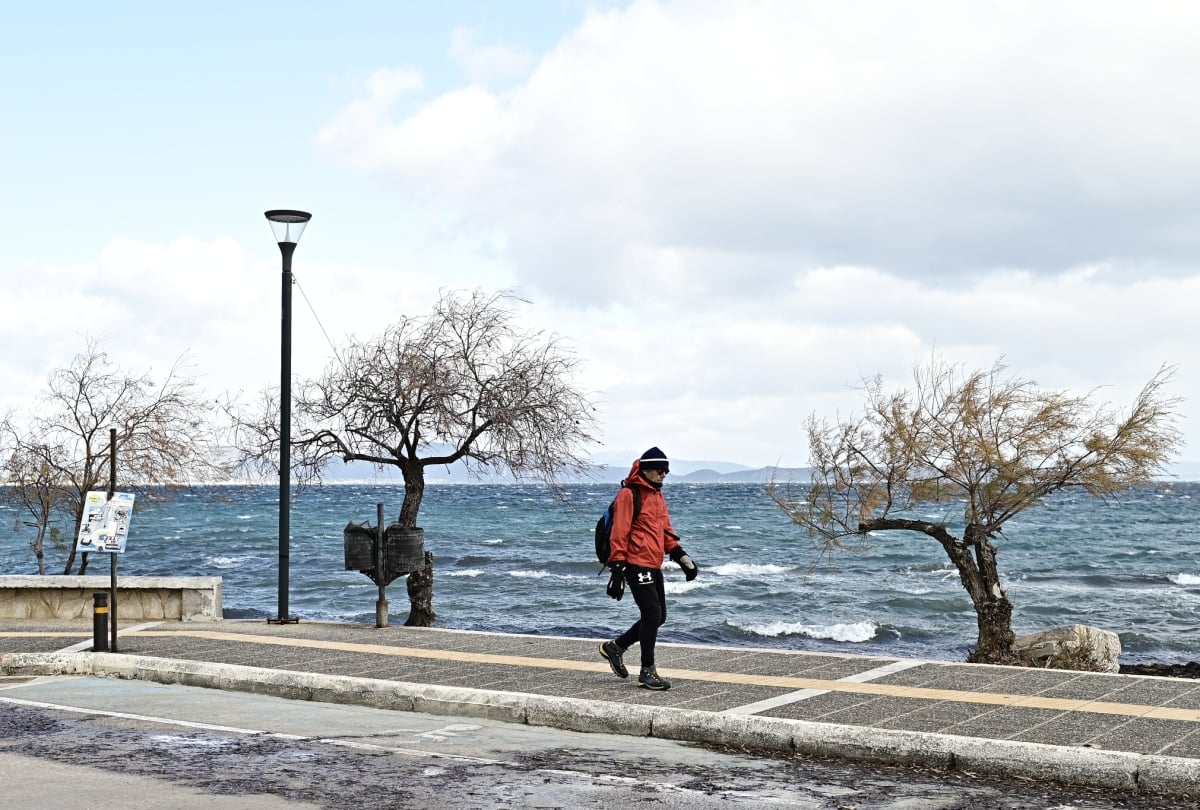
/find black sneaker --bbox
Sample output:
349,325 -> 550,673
638,666 -> 671,691
599,641 -> 628,679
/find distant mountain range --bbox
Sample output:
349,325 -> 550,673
317,457 -> 813,485
312,451 -> 1200,485
579,464 -> 813,484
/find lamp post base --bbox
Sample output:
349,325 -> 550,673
267,616 -> 300,624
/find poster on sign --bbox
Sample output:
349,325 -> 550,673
74,491 -> 136,553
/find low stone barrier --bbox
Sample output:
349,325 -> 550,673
0,575 -> 222,621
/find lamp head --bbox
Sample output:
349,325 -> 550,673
264,209 -> 312,245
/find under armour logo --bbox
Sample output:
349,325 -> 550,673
637,571 -> 653,584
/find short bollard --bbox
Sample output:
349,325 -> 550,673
92,592 -> 109,652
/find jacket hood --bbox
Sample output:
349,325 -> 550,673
624,458 -> 660,490
626,458 -> 644,481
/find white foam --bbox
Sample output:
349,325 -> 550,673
446,569 -> 484,578
483,538 -> 504,545
708,563 -> 794,577
735,620 -> 878,643
206,556 -> 254,569
507,570 -> 578,581
664,579 -> 714,595
1170,573 -> 1200,587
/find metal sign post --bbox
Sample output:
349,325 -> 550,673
375,503 -> 388,628
75,429 -> 135,653
109,428 -> 117,652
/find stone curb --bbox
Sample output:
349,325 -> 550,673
2,651 -> 1196,799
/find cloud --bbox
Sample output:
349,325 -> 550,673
318,0 -> 1200,306
448,26 -> 534,86
9,2 -> 1195,471
303,0 -> 1200,465
2,233 -> 1194,467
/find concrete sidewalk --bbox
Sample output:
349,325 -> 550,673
4,619 -> 1200,800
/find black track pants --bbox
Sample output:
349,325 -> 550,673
615,565 -> 667,668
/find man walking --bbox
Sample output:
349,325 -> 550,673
599,447 -> 698,690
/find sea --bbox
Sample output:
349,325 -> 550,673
3,481 -> 1199,666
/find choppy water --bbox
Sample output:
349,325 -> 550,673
3,481 -> 1199,665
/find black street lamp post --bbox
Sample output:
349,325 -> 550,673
264,209 -> 311,624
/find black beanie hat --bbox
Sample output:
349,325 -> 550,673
639,446 -> 670,473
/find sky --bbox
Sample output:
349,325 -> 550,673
3,0 -> 1200,472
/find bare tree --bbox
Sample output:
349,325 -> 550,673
1,429 -> 68,575
1,338 -> 233,574
230,289 -> 599,625
768,357 -> 1181,665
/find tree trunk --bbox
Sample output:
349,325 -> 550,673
28,523 -> 46,576
962,523 -> 1016,664
397,464 -> 424,528
399,463 -> 434,625
63,506 -> 85,575
404,551 -> 436,626
968,595 -> 1016,664
863,518 -> 1018,665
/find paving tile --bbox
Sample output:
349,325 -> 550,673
975,669 -> 1080,696
1104,678 -> 1200,707
0,636 -> 88,653
1008,711 -> 1132,747
797,659 -> 900,680
760,690 -> 881,721
944,707 -> 1068,739
1158,729 -> 1200,758
1163,687 -> 1200,711
1037,673 -> 1132,701
873,700 -> 996,733
814,696 -> 934,727
875,663 -> 1024,692
1087,718 -> 1200,755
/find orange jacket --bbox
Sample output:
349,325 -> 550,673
607,458 -> 681,569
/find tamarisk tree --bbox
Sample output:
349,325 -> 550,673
1,339 -> 232,574
1,435 -> 67,575
768,358 -> 1181,664
230,289 -> 598,626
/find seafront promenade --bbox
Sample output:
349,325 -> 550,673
4,618 -> 1200,800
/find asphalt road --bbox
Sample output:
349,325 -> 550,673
0,675 -> 1193,809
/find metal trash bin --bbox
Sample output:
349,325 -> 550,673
385,524 -> 425,574
343,521 -> 378,571
343,521 -> 425,583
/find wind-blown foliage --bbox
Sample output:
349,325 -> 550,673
1,338 -> 232,574
229,289 -> 599,624
769,358 -> 1181,664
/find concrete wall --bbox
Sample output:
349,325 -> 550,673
0,576 -> 222,621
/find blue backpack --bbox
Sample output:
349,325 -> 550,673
594,484 -> 642,568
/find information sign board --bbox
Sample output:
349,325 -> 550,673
74,491 -> 136,554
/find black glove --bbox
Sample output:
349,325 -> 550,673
606,566 -> 626,600
670,547 -> 698,581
